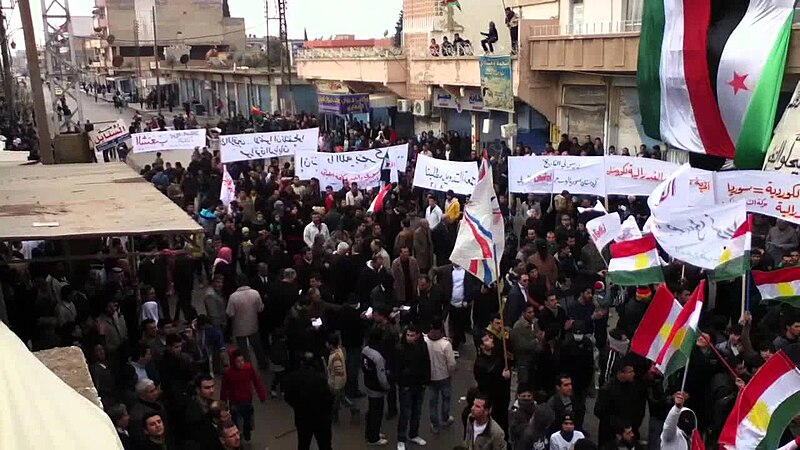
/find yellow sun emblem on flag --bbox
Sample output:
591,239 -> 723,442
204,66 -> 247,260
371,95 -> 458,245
658,323 -> 673,341
634,253 -> 651,270
719,247 -> 732,264
746,400 -> 771,433
777,282 -> 796,297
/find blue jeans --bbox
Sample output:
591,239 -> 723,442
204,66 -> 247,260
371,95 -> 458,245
397,385 -> 425,442
231,403 -> 254,440
428,378 -> 452,429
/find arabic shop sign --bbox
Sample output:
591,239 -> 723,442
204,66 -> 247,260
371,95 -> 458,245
431,88 -> 484,112
88,119 -> 130,153
132,128 -> 207,154
317,93 -> 370,115
219,128 -> 319,163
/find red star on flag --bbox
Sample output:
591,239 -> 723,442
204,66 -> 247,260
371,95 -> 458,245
727,71 -> 749,95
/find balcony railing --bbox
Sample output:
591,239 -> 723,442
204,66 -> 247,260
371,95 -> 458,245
295,47 -> 404,60
531,20 -> 642,37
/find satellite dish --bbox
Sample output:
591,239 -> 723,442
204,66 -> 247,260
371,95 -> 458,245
179,54 -> 189,64
112,55 -> 124,67
94,27 -> 103,33
107,34 -> 115,44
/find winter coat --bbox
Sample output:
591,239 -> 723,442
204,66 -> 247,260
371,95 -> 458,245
413,226 -> 434,272
391,256 -> 420,304
464,416 -> 507,450
221,358 -> 267,405
395,338 -> 431,387
424,330 -> 456,381
659,405 -> 695,450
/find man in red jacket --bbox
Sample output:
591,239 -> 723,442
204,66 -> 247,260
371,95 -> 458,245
220,350 -> 267,442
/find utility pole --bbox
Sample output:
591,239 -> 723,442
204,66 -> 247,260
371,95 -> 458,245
0,0 -> 15,124
152,5 -> 160,113
19,0 -> 52,162
134,18 -> 142,104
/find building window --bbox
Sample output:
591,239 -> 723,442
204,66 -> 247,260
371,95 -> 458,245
623,0 -> 643,31
570,0 -> 584,35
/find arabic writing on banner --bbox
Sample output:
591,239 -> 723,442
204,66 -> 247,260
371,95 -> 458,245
716,171 -> 800,224
763,81 -> 800,174
508,156 -> 606,195
219,128 -> 319,163
317,93 -> 370,115
479,56 -> 514,112
432,87 -> 485,112
132,128 -> 206,153
586,212 -> 621,250
296,145 -> 408,190
412,154 -> 478,196
88,119 -> 130,153
650,201 -> 746,270
604,156 -> 679,196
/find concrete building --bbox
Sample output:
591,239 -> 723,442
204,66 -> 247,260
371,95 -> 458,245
92,0 -> 246,96
164,66 -> 317,118
298,0 -> 800,155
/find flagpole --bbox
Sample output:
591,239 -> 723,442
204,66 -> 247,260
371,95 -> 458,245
495,257 -> 510,370
741,272 -> 747,316
700,332 -> 739,381
680,351 -> 691,392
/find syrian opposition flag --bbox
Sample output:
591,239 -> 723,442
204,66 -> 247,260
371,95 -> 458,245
631,284 -> 683,362
607,234 -> 664,286
637,0 -> 794,168
719,351 -> 800,450
367,183 -> 392,215
753,266 -> 800,307
714,215 -> 753,281
653,280 -> 705,377
442,0 -> 462,10
450,157 -> 505,286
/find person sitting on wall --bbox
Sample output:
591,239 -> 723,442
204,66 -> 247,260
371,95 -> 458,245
441,36 -> 455,56
429,38 -> 440,57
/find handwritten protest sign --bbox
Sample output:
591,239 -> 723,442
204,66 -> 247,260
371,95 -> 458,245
586,212 -> 621,250
604,156 -> 679,196
508,156 -> 605,195
132,128 -> 206,153
763,81 -> 800,174
296,146 -> 407,189
716,171 -> 800,225
412,154 -> 478,195
88,119 -> 130,159
219,128 -> 319,163
650,201 -> 746,270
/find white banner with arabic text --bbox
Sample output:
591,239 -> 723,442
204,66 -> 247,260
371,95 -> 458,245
296,146 -> 407,189
132,128 -> 207,153
219,128 -> 319,163
412,154 -> 478,195
604,156 -> 680,196
715,171 -> 800,225
508,156 -> 605,195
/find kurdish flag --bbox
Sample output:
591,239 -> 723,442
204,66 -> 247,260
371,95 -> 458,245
637,0 -> 794,168
714,215 -> 753,281
631,284 -> 683,362
752,266 -> 800,307
719,351 -> 800,450
607,234 -> 664,286
653,280 -> 705,377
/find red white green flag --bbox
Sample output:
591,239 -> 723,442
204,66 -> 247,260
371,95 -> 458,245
714,215 -> 752,281
752,266 -> 800,308
367,183 -> 392,215
607,234 -> 664,286
442,0 -> 462,10
719,351 -> 800,450
653,280 -> 705,377
630,284 -> 683,363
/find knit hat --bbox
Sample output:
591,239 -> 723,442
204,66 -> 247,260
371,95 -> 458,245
636,286 -> 652,301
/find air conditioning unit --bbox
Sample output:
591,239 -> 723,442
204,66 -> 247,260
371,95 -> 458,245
413,100 -> 430,117
397,99 -> 411,113
501,123 -> 518,139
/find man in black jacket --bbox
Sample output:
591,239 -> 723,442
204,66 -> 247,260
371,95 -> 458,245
284,354 -> 334,450
395,325 -> 431,449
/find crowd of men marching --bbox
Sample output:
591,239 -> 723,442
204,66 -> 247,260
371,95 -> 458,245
4,111 -> 800,450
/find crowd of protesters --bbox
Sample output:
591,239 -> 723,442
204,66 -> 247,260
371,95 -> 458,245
4,110 -> 800,450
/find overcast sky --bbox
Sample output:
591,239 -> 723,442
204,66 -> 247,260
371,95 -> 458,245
8,0 -> 403,49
